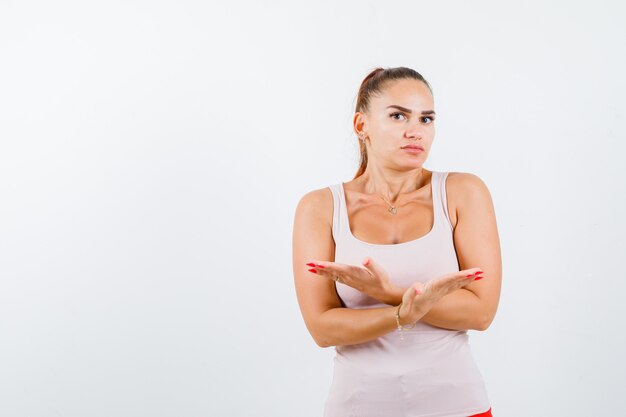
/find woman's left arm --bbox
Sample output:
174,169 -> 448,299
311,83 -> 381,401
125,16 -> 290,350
421,172 -> 502,331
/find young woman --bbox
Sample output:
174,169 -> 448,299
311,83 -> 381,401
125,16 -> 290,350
292,67 -> 501,417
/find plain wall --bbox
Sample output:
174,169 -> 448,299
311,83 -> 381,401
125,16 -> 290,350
1,1 -> 625,416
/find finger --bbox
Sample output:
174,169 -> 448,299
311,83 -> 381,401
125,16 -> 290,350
413,282 -> 424,296
402,285 -> 416,308
305,263 -> 336,280
306,260 -> 328,269
403,283 -> 422,308
309,264 -> 352,285
305,260 -> 338,276
332,263 -> 363,280
462,273 -> 485,286
361,257 -> 381,278
464,271 -> 484,282
314,268 -> 340,282
307,260 -> 351,277
463,268 -> 483,277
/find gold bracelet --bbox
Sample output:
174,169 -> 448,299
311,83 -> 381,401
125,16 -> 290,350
395,302 -> 416,340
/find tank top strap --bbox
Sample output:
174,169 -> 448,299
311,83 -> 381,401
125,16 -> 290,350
434,170 -> 454,233
327,183 -> 344,245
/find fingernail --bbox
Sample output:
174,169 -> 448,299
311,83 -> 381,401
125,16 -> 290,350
308,268 -> 318,274
474,276 -> 483,280
306,262 -> 316,267
315,264 -> 325,268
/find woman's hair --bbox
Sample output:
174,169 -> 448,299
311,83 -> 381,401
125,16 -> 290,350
353,66 -> 433,179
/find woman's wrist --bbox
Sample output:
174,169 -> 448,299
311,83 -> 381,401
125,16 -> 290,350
379,283 -> 405,305
395,302 -> 413,326
395,303 -> 417,340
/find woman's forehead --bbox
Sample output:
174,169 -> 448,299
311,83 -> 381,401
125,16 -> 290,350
372,82 -> 434,111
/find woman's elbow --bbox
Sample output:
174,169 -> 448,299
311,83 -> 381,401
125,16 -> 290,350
314,338 -> 332,348
478,311 -> 496,331
310,328 -> 334,348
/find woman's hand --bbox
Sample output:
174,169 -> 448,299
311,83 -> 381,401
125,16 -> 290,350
305,257 -> 402,305
398,268 -> 484,325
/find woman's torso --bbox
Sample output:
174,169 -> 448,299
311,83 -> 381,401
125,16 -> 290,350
323,170 -> 491,417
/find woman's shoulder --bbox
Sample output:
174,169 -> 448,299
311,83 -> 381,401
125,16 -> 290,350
294,185 -> 335,228
445,171 -> 491,194
297,184 -> 335,207
445,171 -> 494,225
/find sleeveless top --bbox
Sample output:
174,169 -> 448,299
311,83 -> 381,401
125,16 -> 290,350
324,170 -> 491,417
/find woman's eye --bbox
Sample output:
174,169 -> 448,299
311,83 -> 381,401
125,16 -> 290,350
390,113 -> 435,123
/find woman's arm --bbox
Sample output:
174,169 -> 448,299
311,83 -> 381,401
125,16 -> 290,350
293,188 -> 414,347
304,306 -> 401,347
375,173 -> 502,331
379,285 -> 485,331
443,172 -> 501,330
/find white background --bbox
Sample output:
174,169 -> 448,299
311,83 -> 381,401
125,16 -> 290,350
1,1 -> 625,416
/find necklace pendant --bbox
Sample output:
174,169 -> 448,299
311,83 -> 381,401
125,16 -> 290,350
389,206 -> 397,215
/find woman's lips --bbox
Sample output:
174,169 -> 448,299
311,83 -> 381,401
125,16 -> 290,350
402,147 -> 424,154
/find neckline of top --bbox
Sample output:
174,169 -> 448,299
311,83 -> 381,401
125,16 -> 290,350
339,171 -> 439,247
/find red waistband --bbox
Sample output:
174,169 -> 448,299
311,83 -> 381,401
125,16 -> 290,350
468,406 -> 492,417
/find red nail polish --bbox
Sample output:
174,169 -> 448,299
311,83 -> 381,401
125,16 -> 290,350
315,264 -> 325,268
308,268 -> 318,274
306,263 -> 316,267
474,276 -> 483,280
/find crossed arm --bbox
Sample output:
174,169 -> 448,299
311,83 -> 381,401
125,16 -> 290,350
382,285 -> 489,331
293,173 -> 502,347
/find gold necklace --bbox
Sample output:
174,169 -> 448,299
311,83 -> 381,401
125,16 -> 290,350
378,194 -> 398,215
372,171 -> 425,216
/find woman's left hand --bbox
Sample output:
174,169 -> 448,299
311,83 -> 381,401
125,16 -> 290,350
305,257 -> 402,305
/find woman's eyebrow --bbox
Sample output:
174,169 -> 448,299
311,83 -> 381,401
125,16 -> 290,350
386,105 -> 436,115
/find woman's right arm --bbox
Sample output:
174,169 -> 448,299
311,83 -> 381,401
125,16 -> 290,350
292,188 -> 415,348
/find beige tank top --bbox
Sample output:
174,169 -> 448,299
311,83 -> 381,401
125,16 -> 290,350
324,170 -> 491,417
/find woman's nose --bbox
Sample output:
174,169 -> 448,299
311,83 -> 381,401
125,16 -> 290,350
405,125 -> 423,139
404,118 -> 426,138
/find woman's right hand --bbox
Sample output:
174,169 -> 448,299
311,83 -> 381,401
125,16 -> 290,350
397,268 -> 483,325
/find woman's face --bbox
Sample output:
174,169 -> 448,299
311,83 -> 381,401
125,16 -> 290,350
356,78 -> 435,170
